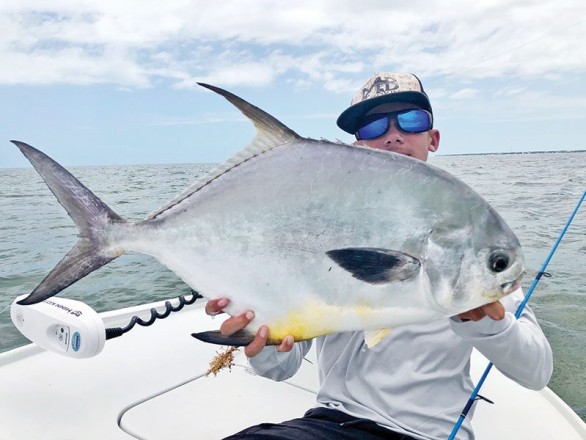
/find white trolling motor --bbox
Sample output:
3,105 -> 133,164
11,295 -> 105,359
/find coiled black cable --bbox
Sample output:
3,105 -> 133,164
105,290 -> 203,340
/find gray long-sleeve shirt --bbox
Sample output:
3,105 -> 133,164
248,289 -> 553,439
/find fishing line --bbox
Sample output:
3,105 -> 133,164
448,189 -> 586,440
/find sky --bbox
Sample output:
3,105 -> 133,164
0,0 -> 585,168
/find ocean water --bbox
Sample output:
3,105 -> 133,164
0,151 -> 584,421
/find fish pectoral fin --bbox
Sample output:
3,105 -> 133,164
364,328 -> 392,348
192,330 -> 256,347
326,247 -> 421,284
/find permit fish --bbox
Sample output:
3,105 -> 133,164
12,83 -> 524,348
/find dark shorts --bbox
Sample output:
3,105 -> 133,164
222,407 -> 416,440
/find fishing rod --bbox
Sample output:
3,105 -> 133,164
448,189 -> 586,440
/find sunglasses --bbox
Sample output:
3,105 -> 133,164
355,109 -> 433,140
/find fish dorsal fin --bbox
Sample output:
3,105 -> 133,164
198,83 -> 301,148
147,83 -> 301,220
326,247 -> 421,284
364,329 -> 392,348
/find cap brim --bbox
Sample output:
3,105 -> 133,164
336,91 -> 432,134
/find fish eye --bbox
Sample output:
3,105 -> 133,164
489,252 -> 510,273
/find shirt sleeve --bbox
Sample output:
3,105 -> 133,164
247,339 -> 313,381
450,288 -> 553,390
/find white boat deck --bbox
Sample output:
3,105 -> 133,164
1,300 -> 585,439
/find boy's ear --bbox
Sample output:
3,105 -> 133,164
428,129 -> 440,152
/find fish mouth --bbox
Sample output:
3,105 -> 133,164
500,272 -> 526,295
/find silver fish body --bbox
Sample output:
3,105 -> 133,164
12,84 -> 524,346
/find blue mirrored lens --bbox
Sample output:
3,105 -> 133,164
397,110 -> 431,133
356,109 -> 432,140
356,116 -> 389,140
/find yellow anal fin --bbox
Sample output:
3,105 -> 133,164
364,328 -> 392,348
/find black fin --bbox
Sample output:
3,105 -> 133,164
192,330 -> 258,347
327,247 -> 421,284
11,141 -> 126,305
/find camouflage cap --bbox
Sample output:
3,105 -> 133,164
337,73 -> 433,134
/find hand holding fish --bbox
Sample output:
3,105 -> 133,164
205,298 -> 295,357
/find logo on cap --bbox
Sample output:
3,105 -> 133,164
361,76 -> 399,101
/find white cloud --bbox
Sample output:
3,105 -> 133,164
0,0 -> 584,90
450,88 -> 479,100
495,87 -> 527,97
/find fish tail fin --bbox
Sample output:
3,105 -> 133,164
11,140 -> 126,305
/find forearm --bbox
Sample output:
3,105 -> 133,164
248,340 -> 312,381
451,290 -> 553,390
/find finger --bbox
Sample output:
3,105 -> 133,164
482,301 -> 505,321
457,307 -> 486,322
220,310 -> 254,336
205,298 -> 229,316
276,335 -> 294,352
244,326 -> 269,358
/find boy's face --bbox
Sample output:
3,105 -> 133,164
354,102 -> 440,162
